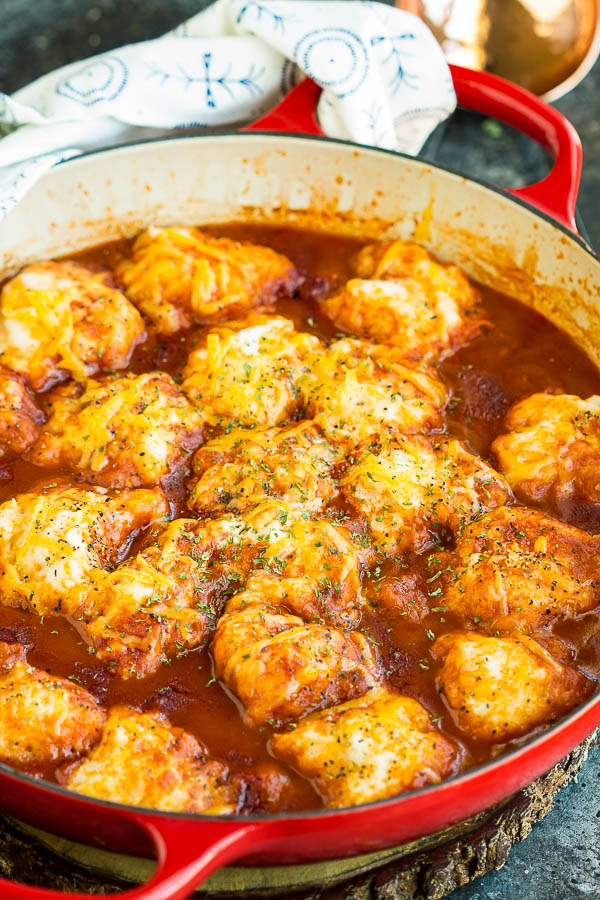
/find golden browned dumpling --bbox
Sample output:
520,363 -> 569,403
87,515 -> 252,678
0,482 -> 168,618
62,707 -> 236,814
90,500 -> 368,676
243,502 -> 369,628
298,338 -> 448,448
272,687 -> 459,808
0,366 -> 43,460
443,507 -> 600,632
215,572 -> 317,622
333,240 -> 482,360
28,372 -> 204,488
115,227 -> 299,334
0,261 -> 145,390
182,315 -> 320,429
0,656 -> 105,766
492,393 -> 600,506
188,421 -> 337,515
341,435 -> 510,554
212,576 -> 379,725
432,631 -> 590,742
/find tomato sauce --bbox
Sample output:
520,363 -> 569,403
1,224 -> 599,810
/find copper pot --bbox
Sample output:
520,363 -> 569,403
397,0 -> 600,99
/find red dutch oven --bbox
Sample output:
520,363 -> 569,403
0,65 -> 596,900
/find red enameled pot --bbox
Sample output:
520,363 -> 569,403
0,65 -> 597,900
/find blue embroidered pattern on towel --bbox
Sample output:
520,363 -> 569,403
146,55 -> 266,108
0,0 -> 456,222
55,56 -> 129,106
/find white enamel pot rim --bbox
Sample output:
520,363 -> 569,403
0,125 -> 597,797
0,129 -> 598,900
0,124 -> 597,758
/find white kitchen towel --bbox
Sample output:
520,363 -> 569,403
0,0 -> 455,220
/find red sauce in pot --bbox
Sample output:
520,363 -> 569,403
1,224 -> 599,812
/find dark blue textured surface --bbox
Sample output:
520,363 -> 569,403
1,2 -> 599,896
458,741 -> 600,899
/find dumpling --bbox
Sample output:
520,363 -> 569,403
86,515 -> 252,678
298,338 -> 448,448
432,631 -> 590,742
442,507 -> 600,632
188,421 -> 337,515
0,260 -> 145,390
115,227 -> 300,333
182,315 -> 320,429
0,482 -> 167,618
62,707 -> 237,813
341,434 -> 510,554
0,366 -> 42,460
0,645 -> 105,767
492,393 -> 600,507
320,240 -> 482,360
242,501 -> 370,628
28,372 -> 204,488
272,687 -> 460,808
212,576 -> 379,725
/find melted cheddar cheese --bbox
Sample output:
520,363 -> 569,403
298,338 -> 448,447
493,392 -> 600,506
116,227 -> 299,333
182,315 -> 320,428
341,434 -> 510,554
0,261 -> 145,390
272,687 -> 460,808
28,372 -> 204,488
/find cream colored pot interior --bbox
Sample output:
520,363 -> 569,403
1,134 -> 598,363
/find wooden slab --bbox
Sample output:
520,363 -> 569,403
0,730 -> 596,898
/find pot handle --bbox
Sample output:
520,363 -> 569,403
244,76 -> 323,136
246,65 -> 582,233
0,816 -> 270,900
450,64 -> 582,233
